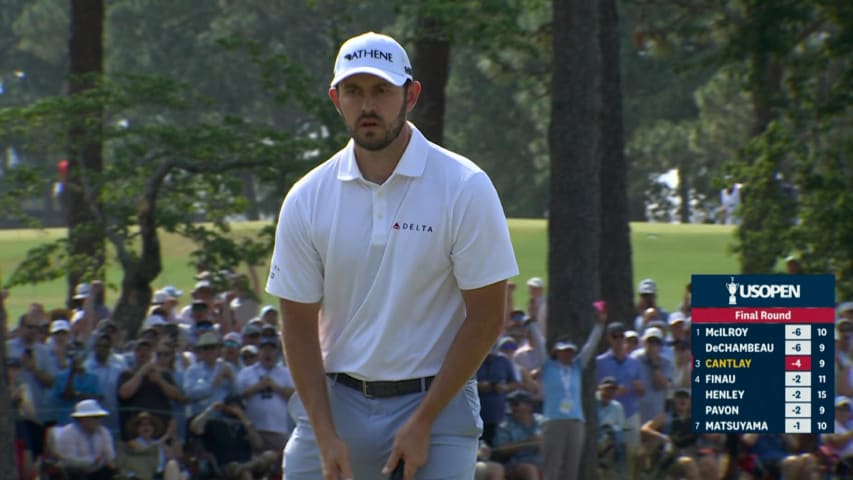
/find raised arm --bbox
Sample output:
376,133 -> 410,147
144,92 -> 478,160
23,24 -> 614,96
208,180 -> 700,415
578,311 -> 606,366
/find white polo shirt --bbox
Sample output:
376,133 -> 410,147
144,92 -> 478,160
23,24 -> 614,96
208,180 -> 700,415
266,124 -> 518,381
236,362 -> 294,435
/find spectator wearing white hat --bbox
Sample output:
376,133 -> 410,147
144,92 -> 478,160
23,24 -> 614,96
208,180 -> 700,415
526,276 -> 548,337
634,278 -> 669,330
48,319 -> 73,373
631,327 -> 673,424
51,399 -> 117,480
624,330 -> 639,354
239,345 -> 259,368
151,289 -> 181,323
526,306 -> 606,480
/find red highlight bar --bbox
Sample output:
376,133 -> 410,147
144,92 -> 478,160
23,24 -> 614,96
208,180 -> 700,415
785,356 -> 812,371
692,307 -> 834,324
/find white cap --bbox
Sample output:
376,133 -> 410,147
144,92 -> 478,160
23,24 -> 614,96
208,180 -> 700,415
637,278 -> 657,294
162,285 -> 183,298
526,277 -> 544,288
838,302 -> 853,316
668,312 -> 686,325
642,327 -> 664,341
143,314 -> 166,329
50,320 -> 71,334
151,290 -> 170,304
73,282 -> 91,300
625,330 -> 639,340
331,32 -> 413,87
554,340 -> 577,351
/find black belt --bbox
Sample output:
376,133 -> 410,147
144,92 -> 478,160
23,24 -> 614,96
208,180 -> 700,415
328,372 -> 434,398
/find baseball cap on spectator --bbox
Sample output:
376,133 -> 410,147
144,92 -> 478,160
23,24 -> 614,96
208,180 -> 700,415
331,32 -> 413,88
497,336 -> 517,351
553,339 -> 577,352
607,322 -> 626,336
674,387 -> 691,398
526,277 -> 544,288
625,330 -> 639,341
836,396 -> 852,409
599,376 -> 618,389
143,314 -> 166,330
259,337 -> 279,349
642,327 -> 664,342
647,319 -> 667,331
162,285 -> 183,298
196,332 -> 221,348
73,282 -> 91,300
260,305 -> 277,318
507,390 -> 535,405
637,278 -> 657,295
151,291 -> 170,305
509,309 -> 529,323
240,345 -> 258,357
50,319 -> 71,334
260,323 -> 277,335
223,332 -> 242,346
242,323 -> 262,337
837,302 -> 853,317
193,280 -> 213,293
668,311 -> 686,326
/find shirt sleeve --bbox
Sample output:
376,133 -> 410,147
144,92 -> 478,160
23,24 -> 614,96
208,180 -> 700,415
450,172 -> 518,290
265,188 -> 324,303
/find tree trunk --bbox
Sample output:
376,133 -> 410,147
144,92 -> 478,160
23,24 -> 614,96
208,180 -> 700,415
598,0 -> 634,349
678,164 -> 690,223
549,0 -> 602,478
410,15 -> 450,146
241,171 -> 260,221
66,0 -> 105,305
0,295 -> 17,480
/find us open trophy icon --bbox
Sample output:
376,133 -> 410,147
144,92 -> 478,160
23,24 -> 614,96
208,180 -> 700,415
726,276 -> 738,305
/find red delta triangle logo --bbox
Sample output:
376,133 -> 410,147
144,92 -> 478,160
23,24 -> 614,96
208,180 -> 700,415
393,222 -> 400,230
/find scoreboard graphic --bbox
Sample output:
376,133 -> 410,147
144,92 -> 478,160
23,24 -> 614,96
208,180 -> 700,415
691,274 -> 835,433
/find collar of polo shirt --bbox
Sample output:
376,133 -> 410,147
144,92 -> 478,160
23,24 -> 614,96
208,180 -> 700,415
337,122 -> 428,182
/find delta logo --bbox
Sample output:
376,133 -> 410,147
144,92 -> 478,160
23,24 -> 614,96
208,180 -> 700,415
725,276 -> 801,305
392,221 -> 433,233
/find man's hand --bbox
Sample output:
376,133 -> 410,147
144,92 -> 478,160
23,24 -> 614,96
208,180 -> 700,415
382,416 -> 431,480
317,434 -> 354,480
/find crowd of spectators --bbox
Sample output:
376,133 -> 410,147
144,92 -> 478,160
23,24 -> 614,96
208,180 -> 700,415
476,276 -> 853,480
5,269 -> 293,480
7,268 -> 853,479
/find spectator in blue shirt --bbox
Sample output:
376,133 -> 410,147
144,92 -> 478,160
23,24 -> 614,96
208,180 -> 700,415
597,321 -> 646,478
528,305 -> 604,480
477,346 -> 518,446
183,332 -> 236,419
493,390 -> 544,479
51,351 -> 102,425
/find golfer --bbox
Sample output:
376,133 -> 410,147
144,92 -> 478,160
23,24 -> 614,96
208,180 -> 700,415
266,31 -> 518,480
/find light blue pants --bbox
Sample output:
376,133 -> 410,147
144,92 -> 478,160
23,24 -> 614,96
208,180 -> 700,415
284,378 -> 482,480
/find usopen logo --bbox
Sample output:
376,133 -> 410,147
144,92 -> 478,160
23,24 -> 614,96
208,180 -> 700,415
725,276 -> 801,305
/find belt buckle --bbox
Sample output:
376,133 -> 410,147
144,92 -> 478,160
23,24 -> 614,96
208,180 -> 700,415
361,380 -> 374,398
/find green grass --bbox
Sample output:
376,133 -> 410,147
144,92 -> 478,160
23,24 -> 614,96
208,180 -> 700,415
0,220 -> 739,321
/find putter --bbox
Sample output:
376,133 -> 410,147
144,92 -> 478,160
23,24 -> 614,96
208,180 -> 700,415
389,460 -> 405,480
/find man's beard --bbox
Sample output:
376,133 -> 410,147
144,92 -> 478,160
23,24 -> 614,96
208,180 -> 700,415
349,101 -> 408,152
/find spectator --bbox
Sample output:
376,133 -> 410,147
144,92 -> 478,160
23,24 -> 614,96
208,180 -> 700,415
821,396 -> 853,476
497,335 -> 540,397
239,345 -> 259,368
596,321 -> 645,478
118,338 -> 181,440
228,274 -> 259,331
241,323 -> 262,347
237,337 -> 294,465
47,319 -> 72,373
258,305 -> 279,327
624,330 -> 639,354
477,343 -> 519,446
635,278 -> 669,329
85,332 -> 125,437
527,305 -> 605,480
189,394 -> 277,479
596,376 -> 626,479
6,309 -> 57,430
526,277 -> 547,329
740,433 -> 817,480
641,388 -> 722,480
493,390 -> 544,480
151,289 -> 181,324
51,350 -> 102,425
183,332 -> 236,419
222,332 -> 243,368
7,355 -> 38,479
51,399 -> 117,480
154,339 -> 189,445
631,327 -> 674,424
120,411 -> 186,480
671,339 -> 693,396
836,315 -> 853,397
